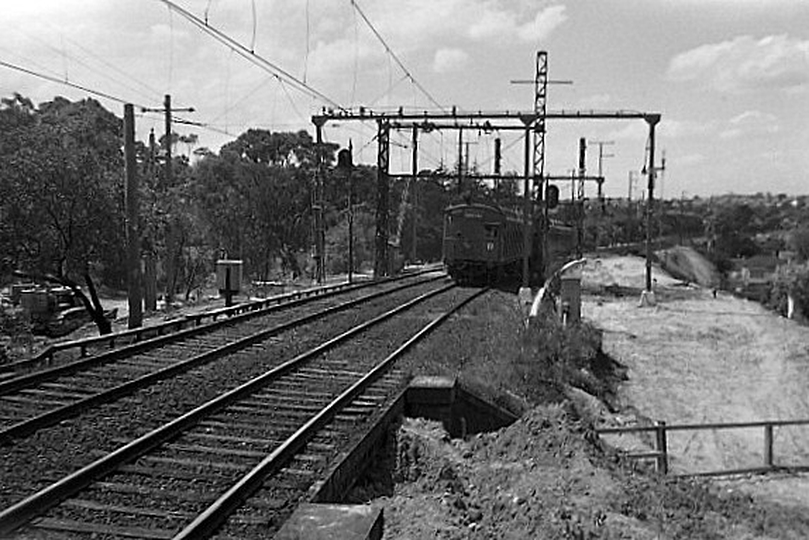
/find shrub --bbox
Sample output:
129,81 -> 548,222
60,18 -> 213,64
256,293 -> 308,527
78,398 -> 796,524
512,313 -> 611,404
0,305 -> 33,364
767,264 -> 809,318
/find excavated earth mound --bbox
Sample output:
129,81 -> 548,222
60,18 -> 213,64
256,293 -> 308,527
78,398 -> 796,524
377,406 -> 809,539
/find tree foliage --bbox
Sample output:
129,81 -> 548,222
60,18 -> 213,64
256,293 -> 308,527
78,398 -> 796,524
767,265 -> 809,319
0,93 -> 500,332
0,95 -> 125,287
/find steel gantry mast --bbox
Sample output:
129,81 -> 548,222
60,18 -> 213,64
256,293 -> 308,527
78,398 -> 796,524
511,51 -> 572,284
374,120 -> 391,278
534,52 -> 549,280
312,104 -> 661,286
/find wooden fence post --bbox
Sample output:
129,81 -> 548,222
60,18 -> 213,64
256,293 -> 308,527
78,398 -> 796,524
764,424 -> 774,468
655,421 -> 669,475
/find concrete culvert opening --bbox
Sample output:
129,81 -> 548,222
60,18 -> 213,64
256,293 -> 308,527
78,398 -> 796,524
343,376 -> 520,505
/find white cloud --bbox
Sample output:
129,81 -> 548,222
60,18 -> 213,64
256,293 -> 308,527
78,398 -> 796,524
468,6 -> 516,40
661,119 -> 717,139
728,110 -> 777,125
667,34 -> 809,93
433,48 -> 470,73
517,5 -> 568,42
468,3 -> 567,43
720,109 -> 780,139
364,0 -> 566,47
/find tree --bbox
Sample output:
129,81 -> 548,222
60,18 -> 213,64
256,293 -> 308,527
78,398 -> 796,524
788,226 -> 809,262
191,129 -> 334,281
0,95 -> 124,334
711,203 -> 760,259
179,133 -> 199,158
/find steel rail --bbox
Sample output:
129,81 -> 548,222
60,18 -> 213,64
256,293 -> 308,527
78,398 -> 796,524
175,286 -> 488,539
0,283 -> 457,536
0,274 -> 444,396
1,268 -> 441,374
0,276 -> 447,444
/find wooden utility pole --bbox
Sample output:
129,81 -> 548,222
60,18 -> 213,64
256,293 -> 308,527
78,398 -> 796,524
163,95 -> 177,303
144,129 -> 158,312
164,95 -> 172,190
123,104 -> 142,328
141,95 -> 194,304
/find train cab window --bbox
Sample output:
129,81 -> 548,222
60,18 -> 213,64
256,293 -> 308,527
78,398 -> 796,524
484,224 -> 499,238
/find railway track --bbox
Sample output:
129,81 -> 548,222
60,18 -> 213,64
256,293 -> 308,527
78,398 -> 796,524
0,274 -> 449,513
0,284 -> 487,539
1,268 -> 440,378
0,272 -> 444,445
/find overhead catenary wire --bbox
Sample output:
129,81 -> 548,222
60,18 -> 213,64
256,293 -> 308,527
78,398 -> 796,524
155,0 -> 345,111
0,59 -> 150,110
348,0 -> 446,112
8,23 -> 165,105
1,51 -> 240,141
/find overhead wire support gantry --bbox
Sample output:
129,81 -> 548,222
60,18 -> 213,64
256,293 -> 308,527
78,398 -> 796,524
313,107 -> 662,285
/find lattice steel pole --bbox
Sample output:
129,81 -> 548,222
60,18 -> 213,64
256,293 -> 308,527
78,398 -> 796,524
375,120 -> 391,278
313,118 -> 326,283
534,51 -> 549,280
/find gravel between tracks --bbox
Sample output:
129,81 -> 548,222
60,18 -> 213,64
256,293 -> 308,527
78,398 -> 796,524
0,281 -> 447,513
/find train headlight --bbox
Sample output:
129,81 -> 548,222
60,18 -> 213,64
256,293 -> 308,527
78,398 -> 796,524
486,242 -> 494,251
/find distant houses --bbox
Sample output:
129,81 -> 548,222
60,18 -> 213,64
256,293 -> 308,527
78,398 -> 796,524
728,251 -> 796,301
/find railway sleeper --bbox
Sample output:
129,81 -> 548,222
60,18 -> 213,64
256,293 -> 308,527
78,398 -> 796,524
176,431 -> 282,447
163,442 -> 271,460
240,395 -> 333,408
224,403 -> 325,415
14,387 -> 92,402
63,498 -> 197,520
198,416 -> 310,433
134,454 -> 253,473
0,393 -> 67,408
40,497 -> 193,531
116,463 -> 243,483
37,381 -> 99,395
298,366 -> 366,378
28,517 -> 176,540
117,356 -> 173,368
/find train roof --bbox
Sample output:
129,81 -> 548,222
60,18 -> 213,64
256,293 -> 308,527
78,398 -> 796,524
444,202 -> 523,220
445,203 -> 576,232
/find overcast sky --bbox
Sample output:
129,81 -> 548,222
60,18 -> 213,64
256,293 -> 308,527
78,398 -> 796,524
1,0 -> 808,198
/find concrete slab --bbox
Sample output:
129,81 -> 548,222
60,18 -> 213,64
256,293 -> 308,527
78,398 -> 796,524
275,503 -> 383,540
409,375 -> 456,388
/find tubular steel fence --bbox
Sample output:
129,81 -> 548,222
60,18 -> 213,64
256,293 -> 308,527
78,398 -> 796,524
597,419 -> 809,477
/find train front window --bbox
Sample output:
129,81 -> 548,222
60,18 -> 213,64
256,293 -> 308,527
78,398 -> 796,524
484,224 -> 498,239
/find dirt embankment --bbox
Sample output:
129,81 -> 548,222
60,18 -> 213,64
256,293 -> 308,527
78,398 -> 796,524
584,253 -> 809,510
364,257 -> 809,538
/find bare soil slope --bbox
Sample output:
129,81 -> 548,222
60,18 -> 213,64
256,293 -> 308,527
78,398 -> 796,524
656,245 -> 720,287
369,261 -> 809,538
583,254 -> 809,508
